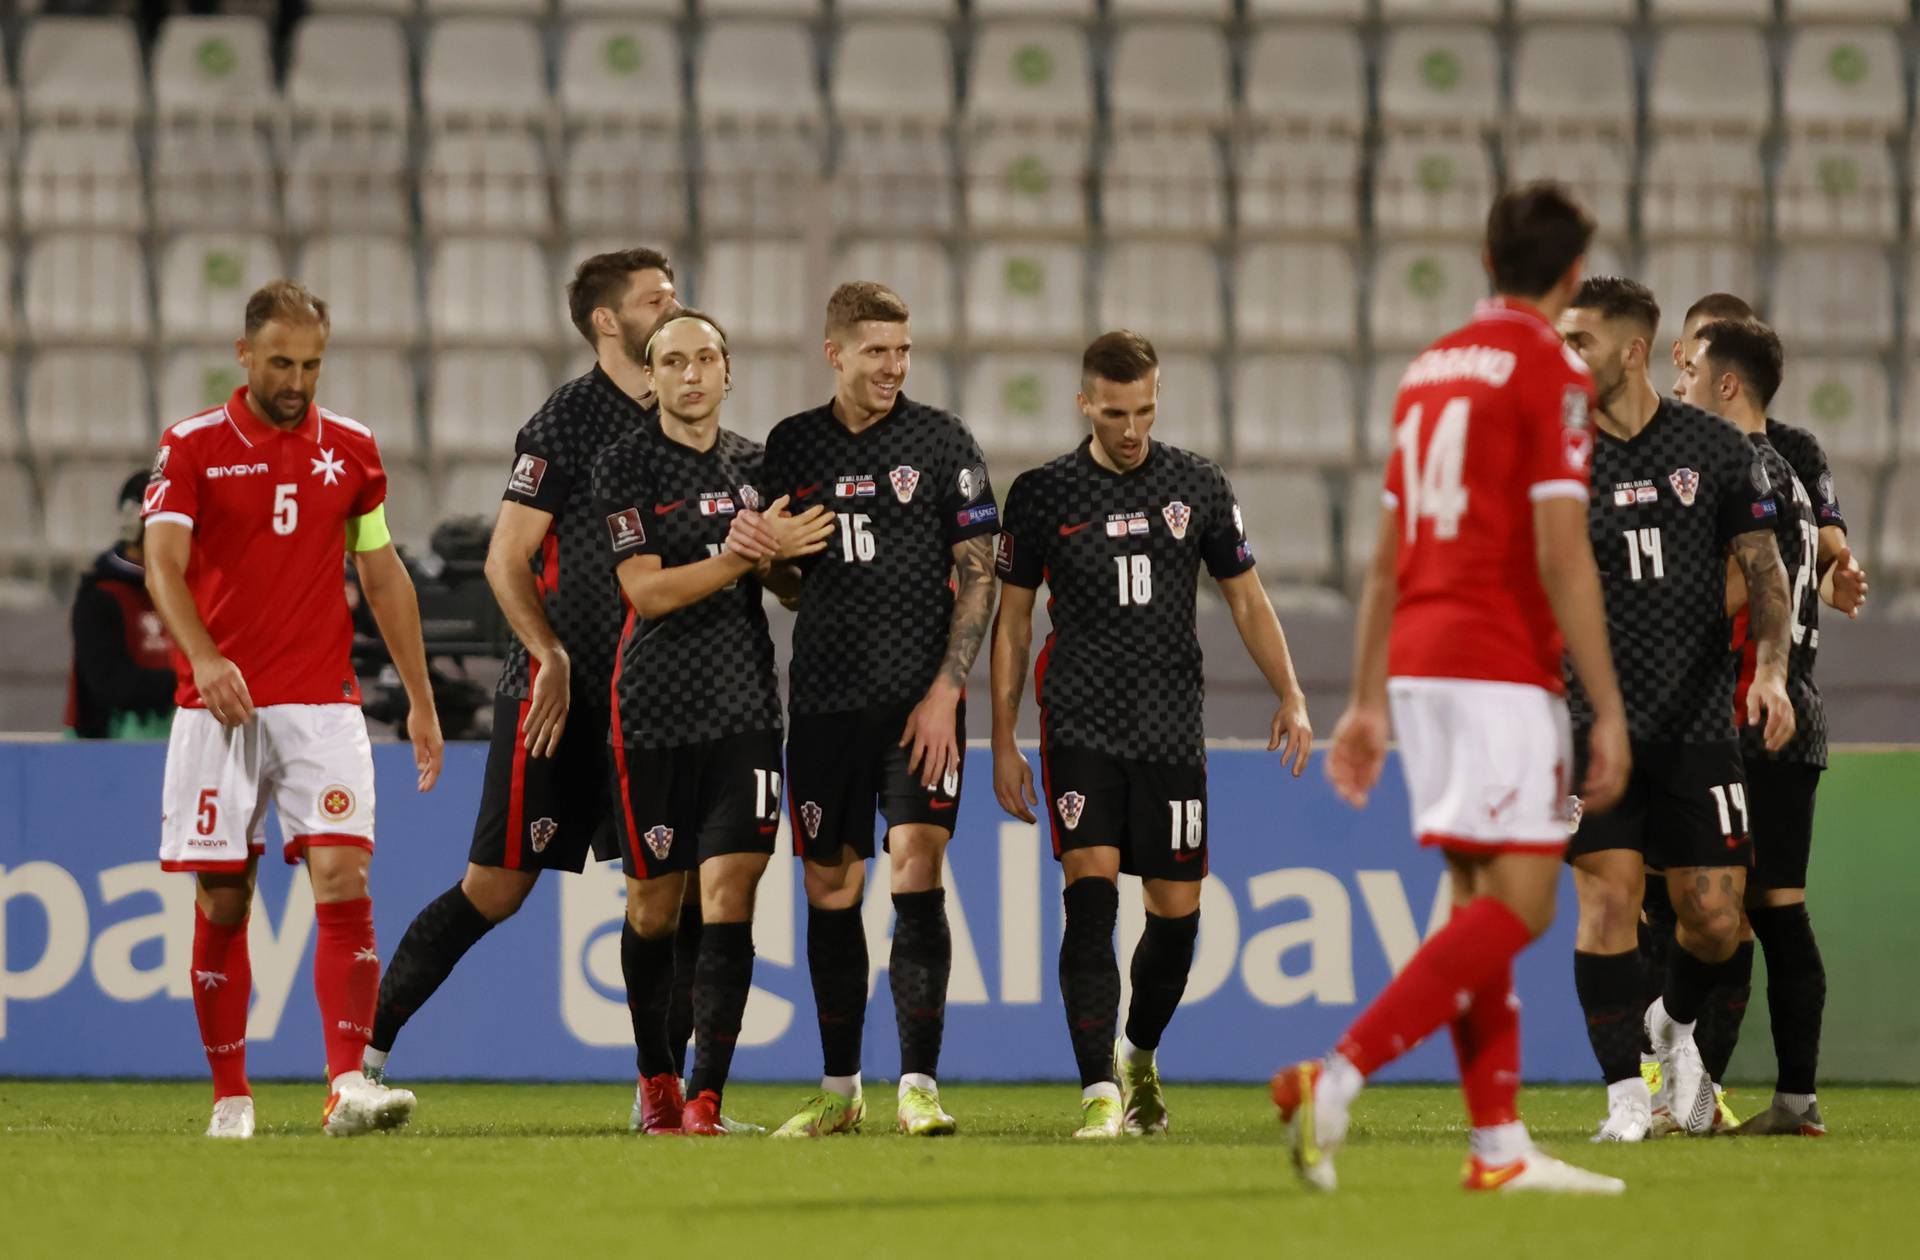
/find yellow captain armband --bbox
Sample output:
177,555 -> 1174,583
345,503 -> 392,552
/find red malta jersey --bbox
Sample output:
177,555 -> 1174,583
141,388 -> 387,709
1384,298 -> 1596,694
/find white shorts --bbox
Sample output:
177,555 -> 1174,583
159,704 -> 377,872
1387,676 -> 1574,855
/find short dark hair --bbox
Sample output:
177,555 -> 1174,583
1569,275 -> 1661,337
567,247 -> 675,346
825,281 -> 911,340
1696,318 -> 1784,408
1484,182 -> 1597,299
1683,291 -> 1755,330
641,306 -> 729,370
244,279 -> 328,338
1081,330 -> 1160,393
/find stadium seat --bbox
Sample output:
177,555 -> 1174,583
1108,24 -> 1230,129
975,0 -> 1095,17
963,131 -> 1089,236
563,131 -> 690,237
1233,243 -> 1359,353
158,346 -> 247,419
966,23 -> 1093,129
699,240 -> 810,346
422,19 -> 550,127
1772,357 -> 1892,465
18,125 -> 145,233
437,458 -> 515,529
839,0 -> 961,14
558,20 -> 683,127
284,130 -> 413,236
428,239 -> 557,345
1772,244 -> 1894,352
1508,136 -> 1633,241
697,23 -> 825,234
45,463 -> 143,563
428,350 -> 552,455
1236,135 -> 1362,240
1148,354 -> 1223,459
1372,136 -> 1496,240
319,351 -> 421,458
1648,0 -> 1771,18
1774,136 -> 1898,241
1783,27 -> 1905,134
960,354 -> 1083,461
699,132 -> 827,235
1235,471 -> 1334,583
1111,0 -> 1232,16
1246,0 -> 1366,15
1514,0 -> 1635,18
834,21 -> 953,125
378,458 -> 435,553
151,128 -> 278,232
1231,355 -> 1357,467
300,237 -> 421,345
1100,134 -> 1226,238
557,0 -> 685,13
1381,0 -> 1499,18
1242,25 -> 1365,130
1786,0 -> 1909,19
964,242 -> 1088,349
151,16 -> 277,126
287,17 -> 411,126
421,131 -> 552,234
1378,26 -> 1500,132
23,234 -> 151,343
158,234 -> 284,345
1365,355 -> 1413,460
305,0 -> 414,19
0,462 -> 43,564
834,240 -> 956,347
1097,243 -> 1221,353
703,0 -> 823,14
1638,242 -> 1760,350
424,0 -> 550,13
1512,26 -> 1634,133
834,130 -> 957,235
1640,137 -> 1765,240
1343,468 -> 1387,581
1649,26 -> 1771,133
1880,463 -> 1920,577
1367,245 -> 1485,352
726,352 -> 819,443
25,350 -> 152,462
20,17 -> 144,124
698,21 -> 824,127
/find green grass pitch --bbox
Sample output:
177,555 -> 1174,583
4,1081 -> 1913,1257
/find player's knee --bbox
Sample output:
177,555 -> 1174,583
195,879 -> 253,925
307,852 -> 370,903
461,865 -> 536,923
1574,876 -> 1637,943
803,859 -> 863,910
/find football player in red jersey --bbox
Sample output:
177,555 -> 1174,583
142,281 -> 442,1139
1271,185 -> 1631,1195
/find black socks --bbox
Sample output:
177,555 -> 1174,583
1059,878 -> 1121,1089
890,889 -> 952,1080
371,881 -> 495,1055
1574,948 -> 1645,1084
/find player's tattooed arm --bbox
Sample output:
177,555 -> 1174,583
937,535 -> 999,690
1730,529 -> 1797,752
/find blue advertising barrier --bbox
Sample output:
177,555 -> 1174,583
0,740 -> 1598,1082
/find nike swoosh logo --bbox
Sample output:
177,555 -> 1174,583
654,500 -> 685,516
759,825 -> 778,836
929,799 -> 956,811
1173,848 -> 1201,863
795,483 -> 822,500
1059,522 -> 1092,536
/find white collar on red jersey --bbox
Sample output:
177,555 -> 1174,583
223,387 -> 322,447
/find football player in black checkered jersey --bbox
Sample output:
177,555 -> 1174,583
990,332 -> 1313,1139
1557,277 -> 1796,1142
1673,314 -> 1867,1138
593,311 -> 835,1136
366,249 -> 675,1089
759,283 -> 1001,1139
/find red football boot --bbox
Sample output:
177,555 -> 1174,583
631,1073 -> 684,1135
681,1090 -> 726,1136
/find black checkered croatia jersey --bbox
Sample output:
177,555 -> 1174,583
1767,418 -> 1846,535
762,395 -> 999,716
998,440 -> 1254,768
497,365 -> 658,705
593,424 -> 782,750
1741,428 -> 1827,767
1570,398 -> 1776,744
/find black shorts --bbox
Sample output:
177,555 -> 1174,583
1747,759 -> 1821,891
785,701 -> 965,863
1041,743 -> 1209,882
1567,739 -> 1753,870
612,729 -> 783,878
469,694 -> 619,873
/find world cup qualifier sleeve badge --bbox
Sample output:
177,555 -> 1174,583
1162,501 -> 1192,540
889,465 -> 920,503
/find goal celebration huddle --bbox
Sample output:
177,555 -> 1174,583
140,183 -> 1865,1195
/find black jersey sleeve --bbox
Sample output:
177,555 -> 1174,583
942,427 -> 1000,546
1714,425 -> 1778,545
760,419 -> 798,504
1201,465 -> 1256,580
505,405 -> 576,515
592,441 -> 654,567
1772,421 -> 1846,533
995,470 -> 1049,589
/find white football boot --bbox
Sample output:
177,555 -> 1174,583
1593,1077 -> 1653,1142
323,1071 -> 416,1137
1646,999 -> 1715,1136
1465,1150 -> 1626,1196
206,1095 -> 255,1139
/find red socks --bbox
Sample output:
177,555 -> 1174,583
314,897 -> 379,1081
1336,896 -> 1533,1079
1449,962 -> 1522,1129
191,905 -> 253,1100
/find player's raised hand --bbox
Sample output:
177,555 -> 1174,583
524,646 -> 571,758
1747,670 -> 1797,753
992,739 -> 1038,823
1269,691 -> 1313,778
901,679 -> 962,789
408,702 -> 444,792
1580,709 -> 1630,815
766,500 -> 837,560
1324,702 -> 1388,808
1829,544 -> 1868,619
724,502 -> 780,563
192,653 -> 255,728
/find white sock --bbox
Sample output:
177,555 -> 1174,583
362,1047 -> 388,1073
899,1072 -> 937,1097
821,1072 -> 861,1099
1646,998 -> 1695,1048
1119,1034 -> 1154,1068
1469,1121 -> 1531,1166
1082,1081 -> 1121,1104
1321,1052 -> 1364,1110
1608,1076 -> 1652,1108
330,1069 -> 367,1091
1776,1091 -> 1816,1113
